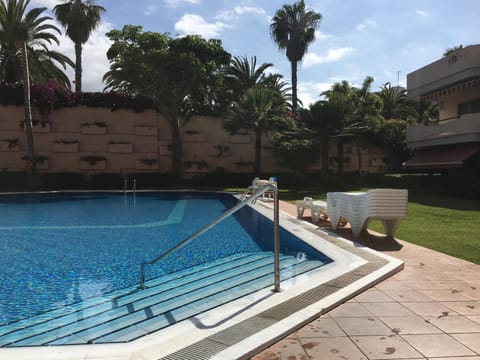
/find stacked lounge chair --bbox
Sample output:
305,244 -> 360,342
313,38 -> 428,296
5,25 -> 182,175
327,189 -> 408,238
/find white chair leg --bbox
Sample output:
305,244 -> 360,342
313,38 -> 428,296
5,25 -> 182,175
383,219 -> 401,237
296,203 -> 305,217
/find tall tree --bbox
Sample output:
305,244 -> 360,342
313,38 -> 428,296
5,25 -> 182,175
0,0 -> 63,181
378,82 -> 416,120
103,26 -> 231,178
0,44 -> 73,86
224,86 -> 293,174
270,0 -> 321,113
225,55 -> 273,101
223,55 -> 292,174
54,0 -> 105,93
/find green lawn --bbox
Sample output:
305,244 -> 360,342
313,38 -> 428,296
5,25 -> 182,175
227,187 -> 480,265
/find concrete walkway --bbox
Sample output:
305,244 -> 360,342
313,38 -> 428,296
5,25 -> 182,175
254,201 -> 480,360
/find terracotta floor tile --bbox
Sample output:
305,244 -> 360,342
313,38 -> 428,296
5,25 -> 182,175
401,280 -> 448,290
354,289 -> 394,303
402,301 -> 458,316
328,302 -> 373,318
361,302 -> 416,317
300,336 -> 368,360
441,301 -> 480,315
351,335 -> 423,359
424,315 -> 480,333
401,334 -> 476,357
468,315 -> 480,324
461,288 -> 480,301
417,289 -> 472,302
375,279 -> 413,291
295,317 -> 346,338
382,290 -> 433,302
334,317 -> 393,336
437,280 -> 476,291
252,336 -> 308,360
451,333 -> 480,354
378,315 -> 442,334
427,357 -> 480,360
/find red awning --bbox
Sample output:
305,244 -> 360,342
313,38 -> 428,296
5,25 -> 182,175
403,143 -> 480,170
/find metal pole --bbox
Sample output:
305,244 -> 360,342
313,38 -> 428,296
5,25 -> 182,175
273,183 -> 282,292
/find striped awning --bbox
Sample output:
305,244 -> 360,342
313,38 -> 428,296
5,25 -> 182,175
402,143 -> 480,170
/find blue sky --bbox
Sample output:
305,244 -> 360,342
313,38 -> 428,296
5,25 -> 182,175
33,0 -> 479,106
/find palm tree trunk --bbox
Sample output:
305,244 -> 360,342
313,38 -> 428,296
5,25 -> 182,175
254,128 -> 262,175
291,60 -> 298,113
74,41 -> 82,93
21,41 -> 37,180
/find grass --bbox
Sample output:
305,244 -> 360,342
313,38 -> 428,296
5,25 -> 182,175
225,186 -> 480,265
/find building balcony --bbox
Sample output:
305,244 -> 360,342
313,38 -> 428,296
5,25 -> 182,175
406,113 -> 480,149
407,45 -> 480,98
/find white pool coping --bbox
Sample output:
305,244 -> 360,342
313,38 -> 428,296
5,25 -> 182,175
0,193 -> 404,360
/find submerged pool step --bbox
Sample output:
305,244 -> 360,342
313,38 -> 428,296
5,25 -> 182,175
0,252 -> 325,347
0,252 -> 259,338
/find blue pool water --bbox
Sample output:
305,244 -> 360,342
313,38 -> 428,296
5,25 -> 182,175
0,191 -> 331,334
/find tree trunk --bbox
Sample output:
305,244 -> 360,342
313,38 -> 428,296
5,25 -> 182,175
74,41 -> 82,93
168,112 -> 183,180
320,135 -> 330,186
21,42 -> 37,181
291,60 -> 298,113
254,128 -> 262,175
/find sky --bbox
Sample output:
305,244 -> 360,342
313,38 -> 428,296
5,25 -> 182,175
32,0 -> 480,107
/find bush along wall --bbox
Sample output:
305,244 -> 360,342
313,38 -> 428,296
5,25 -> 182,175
0,81 -> 156,115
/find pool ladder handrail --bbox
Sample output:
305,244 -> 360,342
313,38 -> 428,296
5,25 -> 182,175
139,182 -> 281,292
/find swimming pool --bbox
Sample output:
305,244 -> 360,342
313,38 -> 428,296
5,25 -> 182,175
0,191 -> 332,346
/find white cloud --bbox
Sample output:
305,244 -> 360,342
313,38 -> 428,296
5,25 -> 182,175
164,0 -> 200,8
315,30 -> 333,40
144,5 -> 157,16
416,9 -> 428,16
175,14 -> 230,38
298,81 -> 332,106
303,47 -> 354,67
356,19 -> 377,31
31,0 -> 58,9
215,6 -> 265,22
233,6 -> 265,16
52,21 -> 113,91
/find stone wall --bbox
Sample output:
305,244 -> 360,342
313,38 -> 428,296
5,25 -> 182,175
0,105 -> 388,177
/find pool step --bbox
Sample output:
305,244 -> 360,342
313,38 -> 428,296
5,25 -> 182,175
0,252 -> 324,347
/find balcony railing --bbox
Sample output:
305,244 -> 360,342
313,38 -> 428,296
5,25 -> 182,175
406,113 -> 480,149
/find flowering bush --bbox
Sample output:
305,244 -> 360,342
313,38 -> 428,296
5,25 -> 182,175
0,82 -> 156,114
31,80 -> 76,115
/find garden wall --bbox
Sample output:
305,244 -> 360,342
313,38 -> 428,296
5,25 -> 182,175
0,105 -> 388,178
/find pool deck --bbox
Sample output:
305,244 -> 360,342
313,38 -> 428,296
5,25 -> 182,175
254,201 -> 480,360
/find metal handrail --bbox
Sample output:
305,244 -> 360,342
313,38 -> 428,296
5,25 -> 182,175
139,183 -> 281,292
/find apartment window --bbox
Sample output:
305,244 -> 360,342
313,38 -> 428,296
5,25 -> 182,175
458,98 -> 480,116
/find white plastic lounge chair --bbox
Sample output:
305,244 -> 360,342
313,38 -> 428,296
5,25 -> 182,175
241,177 -> 276,200
327,189 -> 408,238
296,197 -> 328,223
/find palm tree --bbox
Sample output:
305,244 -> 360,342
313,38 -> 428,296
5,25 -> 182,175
0,44 -> 74,86
378,82 -> 416,120
225,56 -> 273,100
54,0 -> 105,93
270,0 -> 321,113
0,0 -> 63,180
224,86 -> 292,174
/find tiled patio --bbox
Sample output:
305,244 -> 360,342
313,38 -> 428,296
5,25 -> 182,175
254,201 -> 480,360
